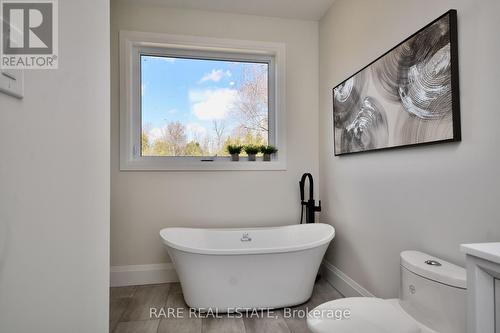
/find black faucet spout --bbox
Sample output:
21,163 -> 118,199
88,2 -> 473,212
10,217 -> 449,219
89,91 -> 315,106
299,173 -> 321,224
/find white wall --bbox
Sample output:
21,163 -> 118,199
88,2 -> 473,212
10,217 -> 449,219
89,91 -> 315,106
319,0 -> 500,298
0,0 -> 110,332
111,2 -> 319,266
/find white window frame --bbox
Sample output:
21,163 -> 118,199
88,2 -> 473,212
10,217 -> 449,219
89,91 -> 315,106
119,31 -> 287,171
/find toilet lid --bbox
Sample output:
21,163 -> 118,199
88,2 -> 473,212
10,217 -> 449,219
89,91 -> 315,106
307,297 -> 421,333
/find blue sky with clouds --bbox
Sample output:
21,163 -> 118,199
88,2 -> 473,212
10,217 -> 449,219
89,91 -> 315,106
141,55 -> 267,142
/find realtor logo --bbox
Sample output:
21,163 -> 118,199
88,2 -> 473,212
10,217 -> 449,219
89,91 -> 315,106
1,0 -> 58,69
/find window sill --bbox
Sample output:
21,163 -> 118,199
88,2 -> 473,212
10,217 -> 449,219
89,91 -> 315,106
120,159 -> 287,171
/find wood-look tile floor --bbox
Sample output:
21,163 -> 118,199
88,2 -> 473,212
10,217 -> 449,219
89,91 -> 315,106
110,277 -> 343,333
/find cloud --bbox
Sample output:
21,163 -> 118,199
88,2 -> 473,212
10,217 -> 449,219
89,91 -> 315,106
144,56 -> 176,64
148,127 -> 164,143
229,81 -> 235,86
190,88 -> 238,120
146,122 -> 208,144
199,69 -> 232,83
186,123 -> 208,141
150,56 -> 176,63
186,123 -> 207,134
161,57 -> 176,63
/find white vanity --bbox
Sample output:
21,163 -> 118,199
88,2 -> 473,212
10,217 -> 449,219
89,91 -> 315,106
461,243 -> 500,333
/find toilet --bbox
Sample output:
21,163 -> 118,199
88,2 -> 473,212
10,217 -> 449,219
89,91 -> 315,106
307,251 -> 466,333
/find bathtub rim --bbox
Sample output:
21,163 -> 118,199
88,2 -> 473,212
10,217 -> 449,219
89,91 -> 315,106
159,223 -> 335,256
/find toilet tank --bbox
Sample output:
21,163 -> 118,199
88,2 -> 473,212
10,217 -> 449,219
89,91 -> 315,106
399,251 -> 466,333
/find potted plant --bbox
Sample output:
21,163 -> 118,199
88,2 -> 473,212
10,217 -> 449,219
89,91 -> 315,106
244,145 -> 260,161
260,145 -> 278,161
227,145 -> 243,161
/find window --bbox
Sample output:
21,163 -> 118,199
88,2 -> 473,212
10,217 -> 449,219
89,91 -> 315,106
141,55 -> 271,157
120,31 -> 286,171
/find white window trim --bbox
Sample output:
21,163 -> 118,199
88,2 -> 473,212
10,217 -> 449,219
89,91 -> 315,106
119,30 -> 287,171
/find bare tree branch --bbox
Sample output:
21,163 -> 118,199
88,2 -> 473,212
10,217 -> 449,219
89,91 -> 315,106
232,64 -> 269,137
161,121 -> 187,156
212,120 -> 226,153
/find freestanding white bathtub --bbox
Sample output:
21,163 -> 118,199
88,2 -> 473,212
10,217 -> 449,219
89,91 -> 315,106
159,223 -> 335,311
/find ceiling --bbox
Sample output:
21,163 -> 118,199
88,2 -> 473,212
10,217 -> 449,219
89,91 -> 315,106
119,0 -> 337,21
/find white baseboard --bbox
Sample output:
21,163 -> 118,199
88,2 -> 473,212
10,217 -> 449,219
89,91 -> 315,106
110,263 -> 179,287
110,260 -> 374,295
321,260 -> 375,298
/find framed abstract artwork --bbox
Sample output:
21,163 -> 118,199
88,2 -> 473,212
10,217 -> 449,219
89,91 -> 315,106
333,10 -> 461,156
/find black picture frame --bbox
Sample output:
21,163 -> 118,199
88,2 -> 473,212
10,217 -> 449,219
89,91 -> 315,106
332,9 -> 461,156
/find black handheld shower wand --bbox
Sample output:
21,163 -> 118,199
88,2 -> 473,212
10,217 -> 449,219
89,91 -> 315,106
299,173 -> 321,224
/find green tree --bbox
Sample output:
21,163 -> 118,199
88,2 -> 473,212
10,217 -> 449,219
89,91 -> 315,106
220,129 -> 267,156
185,141 -> 204,156
153,139 -> 171,156
141,131 -> 151,156
243,130 -> 265,147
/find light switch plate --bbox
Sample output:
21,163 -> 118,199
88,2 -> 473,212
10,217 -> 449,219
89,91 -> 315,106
0,69 -> 24,99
